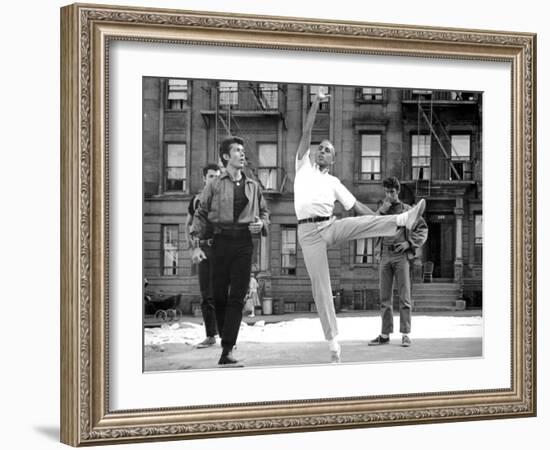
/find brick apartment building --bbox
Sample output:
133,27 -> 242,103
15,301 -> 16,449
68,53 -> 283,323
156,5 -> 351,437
143,78 -> 483,313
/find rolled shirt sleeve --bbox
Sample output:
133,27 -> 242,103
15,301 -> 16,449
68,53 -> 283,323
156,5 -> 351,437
333,180 -> 356,211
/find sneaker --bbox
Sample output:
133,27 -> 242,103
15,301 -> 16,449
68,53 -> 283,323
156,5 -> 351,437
218,351 -> 239,365
401,335 -> 411,347
368,335 -> 390,346
403,199 -> 426,230
196,336 -> 216,348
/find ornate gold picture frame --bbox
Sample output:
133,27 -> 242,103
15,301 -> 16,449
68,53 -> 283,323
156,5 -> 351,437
60,3 -> 536,446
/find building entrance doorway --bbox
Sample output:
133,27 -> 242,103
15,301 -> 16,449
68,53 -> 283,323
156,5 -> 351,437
426,218 -> 455,279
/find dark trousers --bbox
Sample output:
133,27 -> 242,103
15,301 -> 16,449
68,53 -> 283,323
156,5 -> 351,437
379,252 -> 412,334
212,234 -> 253,350
198,245 -> 217,337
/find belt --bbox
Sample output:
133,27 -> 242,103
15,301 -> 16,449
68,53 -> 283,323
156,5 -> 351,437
298,216 -> 331,225
198,238 -> 214,247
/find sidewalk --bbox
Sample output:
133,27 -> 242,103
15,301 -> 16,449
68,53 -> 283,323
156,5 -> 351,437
144,313 -> 483,371
144,309 -> 482,328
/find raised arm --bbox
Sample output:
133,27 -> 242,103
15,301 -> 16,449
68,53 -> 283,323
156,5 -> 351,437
296,91 -> 326,160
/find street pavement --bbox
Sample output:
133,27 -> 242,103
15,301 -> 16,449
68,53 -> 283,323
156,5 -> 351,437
144,311 -> 483,371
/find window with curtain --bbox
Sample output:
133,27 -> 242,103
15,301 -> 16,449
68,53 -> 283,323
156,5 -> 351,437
167,79 -> 188,110
360,134 -> 381,181
355,238 -> 375,264
257,143 -> 278,190
450,134 -> 471,180
165,143 -> 186,191
411,134 -> 431,180
162,225 -> 179,275
281,226 -> 297,275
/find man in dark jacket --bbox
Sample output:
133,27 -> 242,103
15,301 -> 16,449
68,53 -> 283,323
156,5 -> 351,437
190,136 -> 270,366
369,176 -> 428,347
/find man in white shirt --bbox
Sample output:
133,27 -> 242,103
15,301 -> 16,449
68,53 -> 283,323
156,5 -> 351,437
295,91 -> 425,363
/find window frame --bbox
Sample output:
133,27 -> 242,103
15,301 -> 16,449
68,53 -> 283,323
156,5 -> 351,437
411,133 -> 432,181
161,224 -> 180,276
353,238 -> 376,266
356,87 -> 384,103
218,81 -> 239,108
257,142 -> 279,191
359,133 -> 382,182
164,142 -> 187,193
280,225 -> 298,276
450,134 -> 472,180
258,83 -> 279,110
165,78 -> 189,111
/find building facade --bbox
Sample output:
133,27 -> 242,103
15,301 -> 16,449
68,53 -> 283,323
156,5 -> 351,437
143,78 -> 483,313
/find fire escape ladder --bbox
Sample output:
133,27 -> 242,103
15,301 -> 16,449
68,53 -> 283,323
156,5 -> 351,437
418,104 -> 462,180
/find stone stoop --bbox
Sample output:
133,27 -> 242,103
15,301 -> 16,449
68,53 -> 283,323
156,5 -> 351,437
411,282 -> 461,312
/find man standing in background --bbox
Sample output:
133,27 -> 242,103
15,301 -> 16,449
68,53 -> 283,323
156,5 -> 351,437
369,176 -> 428,347
185,163 -> 221,348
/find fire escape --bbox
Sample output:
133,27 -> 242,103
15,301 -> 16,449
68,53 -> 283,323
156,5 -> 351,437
200,82 -> 288,194
405,89 -> 477,199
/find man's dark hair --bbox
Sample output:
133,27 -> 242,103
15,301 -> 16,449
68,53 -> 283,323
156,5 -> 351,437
219,136 -> 244,167
202,163 -> 220,177
382,176 -> 401,192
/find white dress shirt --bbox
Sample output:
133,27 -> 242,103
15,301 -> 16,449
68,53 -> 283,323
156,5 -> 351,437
294,150 -> 356,220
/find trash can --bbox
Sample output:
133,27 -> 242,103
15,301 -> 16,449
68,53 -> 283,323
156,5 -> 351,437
262,297 -> 273,315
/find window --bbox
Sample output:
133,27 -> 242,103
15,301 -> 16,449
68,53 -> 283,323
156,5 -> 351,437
257,143 -> 278,190
309,85 -> 330,111
411,134 -> 431,180
360,134 -> 381,181
355,238 -> 375,264
167,79 -> 188,110
284,302 -> 296,313
450,135 -> 471,180
258,83 -> 278,109
251,235 -> 268,273
162,225 -> 179,275
281,226 -> 297,275
474,213 -> 483,264
165,143 -> 186,191
411,89 -> 432,101
219,81 -> 238,107
361,87 -> 383,101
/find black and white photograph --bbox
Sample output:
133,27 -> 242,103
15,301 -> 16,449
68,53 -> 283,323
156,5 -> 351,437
142,78 -> 484,371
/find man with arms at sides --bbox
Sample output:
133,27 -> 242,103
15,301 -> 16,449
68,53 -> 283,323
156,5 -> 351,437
294,90 -> 425,363
185,163 -> 221,348
369,176 -> 428,348
191,137 -> 270,366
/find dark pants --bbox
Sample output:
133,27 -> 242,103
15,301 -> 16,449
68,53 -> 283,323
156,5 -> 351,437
198,245 -> 217,338
212,233 -> 253,350
379,252 -> 412,334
